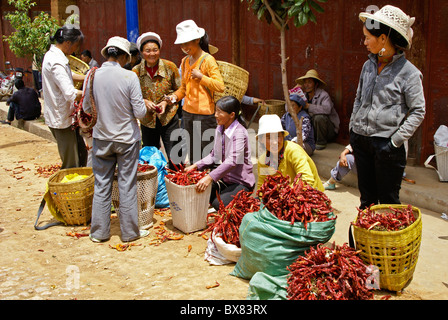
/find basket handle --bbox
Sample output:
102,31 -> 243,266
348,223 -> 356,249
34,198 -> 64,230
424,148 -> 448,181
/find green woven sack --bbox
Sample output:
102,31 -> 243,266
231,206 -> 336,280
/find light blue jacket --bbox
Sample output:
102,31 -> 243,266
349,53 -> 426,147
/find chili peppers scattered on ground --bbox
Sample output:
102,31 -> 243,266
353,204 -> 416,231
109,243 -> 141,252
287,243 -> 374,300
35,163 -> 61,178
258,172 -> 334,229
147,221 -> 184,246
166,163 -> 208,186
201,190 -> 260,247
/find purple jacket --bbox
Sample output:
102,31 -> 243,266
196,120 -> 255,188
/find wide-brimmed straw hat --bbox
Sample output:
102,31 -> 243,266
101,36 -> 131,59
295,69 -> 326,87
136,32 -> 163,51
174,20 -> 205,44
359,5 -> 415,50
256,114 -> 289,139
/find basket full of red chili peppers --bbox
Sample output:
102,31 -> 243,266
351,204 -> 422,292
164,164 -> 212,233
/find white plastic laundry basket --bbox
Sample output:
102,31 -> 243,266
164,177 -> 212,233
425,143 -> 448,182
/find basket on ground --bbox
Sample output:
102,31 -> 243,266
258,100 -> 286,118
164,177 -> 212,233
48,167 -> 94,226
352,204 -> 422,292
112,166 -> 158,230
433,143 -> 448,181
214,61 -> 249,103
68,55 -> 89,90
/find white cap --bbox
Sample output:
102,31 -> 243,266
101,36 -> 131,59
136,32 -> 163,51
256,114 -> 289,138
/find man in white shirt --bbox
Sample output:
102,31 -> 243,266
41,26 -> 86,169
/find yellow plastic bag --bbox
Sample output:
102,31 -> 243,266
60,173 -> 89,183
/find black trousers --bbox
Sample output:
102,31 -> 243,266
350,131 -> 406,210
141,114 -> 183,170
182,110 -> 217,164
210,180 -> 253,211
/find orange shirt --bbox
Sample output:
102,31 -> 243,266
174,52 -> 225,115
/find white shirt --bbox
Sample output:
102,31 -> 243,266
82,61 -> 147,144
42,45 -> 78,129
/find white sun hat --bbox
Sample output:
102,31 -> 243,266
136,32 -> 163,51
101,36 -> 131,59
174,20 -> 205,44
256,114 -> 289,138
359,5 -> 415,50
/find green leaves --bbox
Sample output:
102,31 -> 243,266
3,0 -> 60,70
242,0 -> 327,28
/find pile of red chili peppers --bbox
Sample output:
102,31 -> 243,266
137,163 -> 155,173
166,163 -> 208,186
258,172 -> 334,229
354,204 -> 416,231
201,190 -> 260,247
287,243 -> 374,300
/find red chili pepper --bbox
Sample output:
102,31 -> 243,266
166,163 -> 208,186
353,204 -> 416,231
200,190 -> 260,247
286,243 -> 374,300
258,171 -> 335,229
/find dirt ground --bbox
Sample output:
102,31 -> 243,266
0,124 -> 447,300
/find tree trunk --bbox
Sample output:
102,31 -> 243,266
280,26 -> 303,147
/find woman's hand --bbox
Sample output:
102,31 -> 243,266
164,94 -> 177,105
144,99 -> 158,112
195,174 -> 213,193
191,69 -> 203,81
155,100 -> 168,114
185,164 -> 198,172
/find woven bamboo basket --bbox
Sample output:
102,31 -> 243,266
352,204 -> 422,292
111,165 -> 158,230
214,61 -> 249,103
48,167 -> 94,226
164,177 -> 212,234
258,100 -> 286,118
68,55 -> 89,90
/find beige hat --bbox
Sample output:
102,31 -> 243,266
256,114 -> 289,138
174,20 -> 205,44
136,32 -> 163,51
295,69 -> 326,87
101,36 -> 131,59
359,5 -> 415,50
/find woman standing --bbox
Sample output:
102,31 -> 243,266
42,26 -> 86,169
82,37 -> 150,243
256,114 -> 323,192
350,5 -> 425,209
166,20 -> 225,165
186,96 -> 255,210
133,32 -> 182,168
